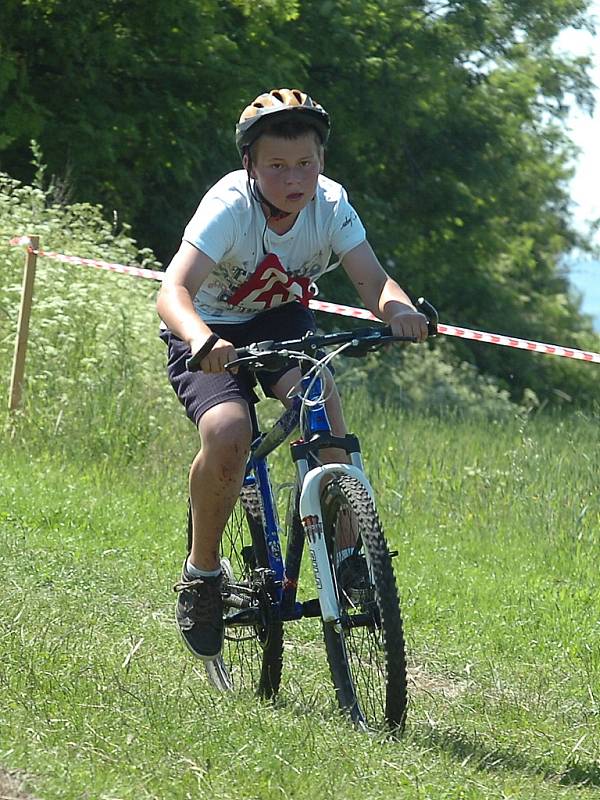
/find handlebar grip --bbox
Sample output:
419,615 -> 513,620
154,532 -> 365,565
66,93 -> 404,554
379,326 -> 416,342
185,333 -> 220,372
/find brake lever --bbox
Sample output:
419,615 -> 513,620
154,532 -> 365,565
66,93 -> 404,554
225,350 -> 290,373
224,355 -> 262,371
416,297 -> 439,337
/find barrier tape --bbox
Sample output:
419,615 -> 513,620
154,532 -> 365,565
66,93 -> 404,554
8,236 -> 165,282
307,300 -> 600,364
9,236 -> 600,365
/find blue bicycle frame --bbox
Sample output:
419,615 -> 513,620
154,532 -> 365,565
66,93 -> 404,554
241,366 -> 367,623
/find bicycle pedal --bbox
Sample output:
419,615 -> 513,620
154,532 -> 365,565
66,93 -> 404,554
388,550 -> 398,558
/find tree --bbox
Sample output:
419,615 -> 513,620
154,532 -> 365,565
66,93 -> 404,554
284,0 -> 599,401
0,0 -> 302,260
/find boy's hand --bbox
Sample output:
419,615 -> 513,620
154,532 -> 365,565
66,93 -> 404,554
389,309 -> 429,343
191,335 -> 238,373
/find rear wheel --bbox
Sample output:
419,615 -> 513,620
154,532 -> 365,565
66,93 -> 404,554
320,475 -> 408,731
188,486 -> 283,697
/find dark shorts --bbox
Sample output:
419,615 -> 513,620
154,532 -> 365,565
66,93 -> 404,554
160,302 -> 317,426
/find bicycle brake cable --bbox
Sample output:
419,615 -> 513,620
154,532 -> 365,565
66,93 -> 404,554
285,342 -> 354,411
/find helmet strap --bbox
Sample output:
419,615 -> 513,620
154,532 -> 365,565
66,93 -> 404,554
244,149 -> 292,225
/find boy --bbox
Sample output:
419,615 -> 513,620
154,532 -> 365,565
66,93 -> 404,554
157,88 -> 428,662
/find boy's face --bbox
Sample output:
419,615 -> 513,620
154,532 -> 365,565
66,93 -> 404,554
249,132 -> 324,216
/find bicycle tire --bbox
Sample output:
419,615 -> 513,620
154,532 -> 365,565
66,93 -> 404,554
320,474 -> 408,731
202,484 -> 284,697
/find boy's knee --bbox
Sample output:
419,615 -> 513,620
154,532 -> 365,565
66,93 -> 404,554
200,404 -> 252,459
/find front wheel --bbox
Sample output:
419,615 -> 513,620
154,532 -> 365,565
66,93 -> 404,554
320,475 -> 408,731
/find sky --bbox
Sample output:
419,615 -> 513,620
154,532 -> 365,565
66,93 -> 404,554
555,2 -> 600,328
556,3 -> 600,243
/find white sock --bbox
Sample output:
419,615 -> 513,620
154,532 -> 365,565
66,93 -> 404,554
186,558 -> 222,578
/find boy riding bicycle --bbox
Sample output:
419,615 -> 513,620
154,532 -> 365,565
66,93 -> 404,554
156,88 -> 428,662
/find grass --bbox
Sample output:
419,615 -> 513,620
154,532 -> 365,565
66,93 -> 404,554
1,397 -> 599,799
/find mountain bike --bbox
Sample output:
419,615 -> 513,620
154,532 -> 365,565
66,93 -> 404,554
186,299 -> 438,731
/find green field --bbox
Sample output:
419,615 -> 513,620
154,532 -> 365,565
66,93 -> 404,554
1,396 -> 599,799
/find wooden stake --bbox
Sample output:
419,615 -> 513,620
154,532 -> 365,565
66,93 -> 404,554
8,235 -> 39,411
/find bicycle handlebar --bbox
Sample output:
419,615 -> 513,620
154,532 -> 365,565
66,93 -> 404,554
186,297 -> 438,373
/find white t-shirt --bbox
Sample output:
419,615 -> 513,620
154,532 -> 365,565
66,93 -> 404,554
182,170 -> 366,323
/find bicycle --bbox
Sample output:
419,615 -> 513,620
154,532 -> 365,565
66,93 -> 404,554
185,299 -> 438,731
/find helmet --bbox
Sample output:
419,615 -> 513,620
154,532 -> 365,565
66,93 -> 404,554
235,88 -> 330,154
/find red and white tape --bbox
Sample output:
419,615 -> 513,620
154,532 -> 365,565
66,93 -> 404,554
9,236 -> 165,282
9,236 -> 600,365
307,299 -> 600,364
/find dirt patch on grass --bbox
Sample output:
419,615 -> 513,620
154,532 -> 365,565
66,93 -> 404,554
0,768 -> 39,800
408,663 -> 472,699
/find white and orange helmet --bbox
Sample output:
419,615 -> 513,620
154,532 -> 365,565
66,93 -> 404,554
235,88 -> 330,154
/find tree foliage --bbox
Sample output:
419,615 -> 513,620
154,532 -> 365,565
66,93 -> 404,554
0,0 -> 301,256
1,0 -> 599,404
286,0 -> 599,401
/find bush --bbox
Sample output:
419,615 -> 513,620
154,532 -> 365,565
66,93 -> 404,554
336,337 -> 525,421
0,168 -> 180,462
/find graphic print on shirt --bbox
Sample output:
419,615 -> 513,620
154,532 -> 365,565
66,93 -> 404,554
227,253 -> 313,309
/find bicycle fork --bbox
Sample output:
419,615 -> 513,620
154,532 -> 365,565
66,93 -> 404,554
297,462 -> 375,626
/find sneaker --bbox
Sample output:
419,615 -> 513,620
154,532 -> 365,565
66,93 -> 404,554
337,553 -> 371,605
174,566 -> 224,661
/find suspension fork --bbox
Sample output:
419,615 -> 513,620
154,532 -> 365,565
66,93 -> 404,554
298,462 -> 375,624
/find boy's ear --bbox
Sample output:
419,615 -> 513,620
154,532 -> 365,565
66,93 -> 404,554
319,145 -> 325,173
242,151 -> 256,178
